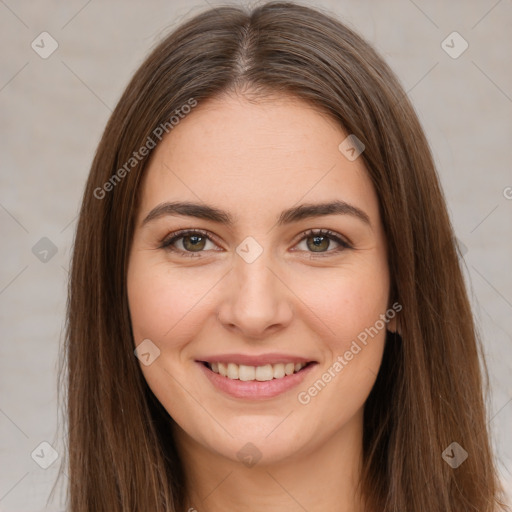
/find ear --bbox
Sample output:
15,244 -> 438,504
387,309 -> 402,334
387,314 -> 397,333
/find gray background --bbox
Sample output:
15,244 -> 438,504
0,0 -> 511,510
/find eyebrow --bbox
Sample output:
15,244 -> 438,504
141,199 -> 371,228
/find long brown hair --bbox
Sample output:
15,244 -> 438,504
61,2 -> 509,510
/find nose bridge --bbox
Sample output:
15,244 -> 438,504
236,249 -> 274,299
217,242 -> 293,337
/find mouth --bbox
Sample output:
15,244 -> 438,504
200,360 -> 314,381
196,357 -> 318,399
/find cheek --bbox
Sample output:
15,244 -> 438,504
290,256 -> 390,410
291,258 -> 390,347
127,256 -> 216,345
293,291 -> 390,432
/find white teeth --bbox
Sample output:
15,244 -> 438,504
227,363 -> 239,379
238,364 -> 255,381
273,363 -> 285,379
218,362 -> 228,377
255,364 -> 273,381
207,361 -> 308,380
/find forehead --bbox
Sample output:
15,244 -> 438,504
137,92 -> 380,227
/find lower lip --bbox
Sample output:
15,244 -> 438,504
196,361 -> 317,399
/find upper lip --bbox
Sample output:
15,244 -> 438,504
196,353 -> 316,366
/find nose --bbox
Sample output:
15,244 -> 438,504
216,252 -> 293,340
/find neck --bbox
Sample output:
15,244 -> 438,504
174,410 -> 366,512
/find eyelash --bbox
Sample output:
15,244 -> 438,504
159,228 -> 352,258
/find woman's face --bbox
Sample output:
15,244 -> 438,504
127,92 -> 395,465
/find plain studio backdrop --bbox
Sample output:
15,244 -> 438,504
0,0 -> 511,510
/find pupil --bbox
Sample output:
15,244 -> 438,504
184,235 -> 205,251
308,235 -> 328,252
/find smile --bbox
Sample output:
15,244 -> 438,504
197,358 -> 318,399
203,361 -> 311,381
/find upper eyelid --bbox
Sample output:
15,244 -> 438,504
161,228 -> 351,251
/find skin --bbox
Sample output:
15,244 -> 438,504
127,91 -> 396,512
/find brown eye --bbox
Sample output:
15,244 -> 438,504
295,229 -> 351,256
306,234 -> 330,252
181,234 -> 207,252
160,229 -> 217,257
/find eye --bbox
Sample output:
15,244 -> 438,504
293,229 -> 351,256
160,229 -> 219,257
160,228 -> 352,258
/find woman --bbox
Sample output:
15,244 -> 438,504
63,1 -> 509,510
